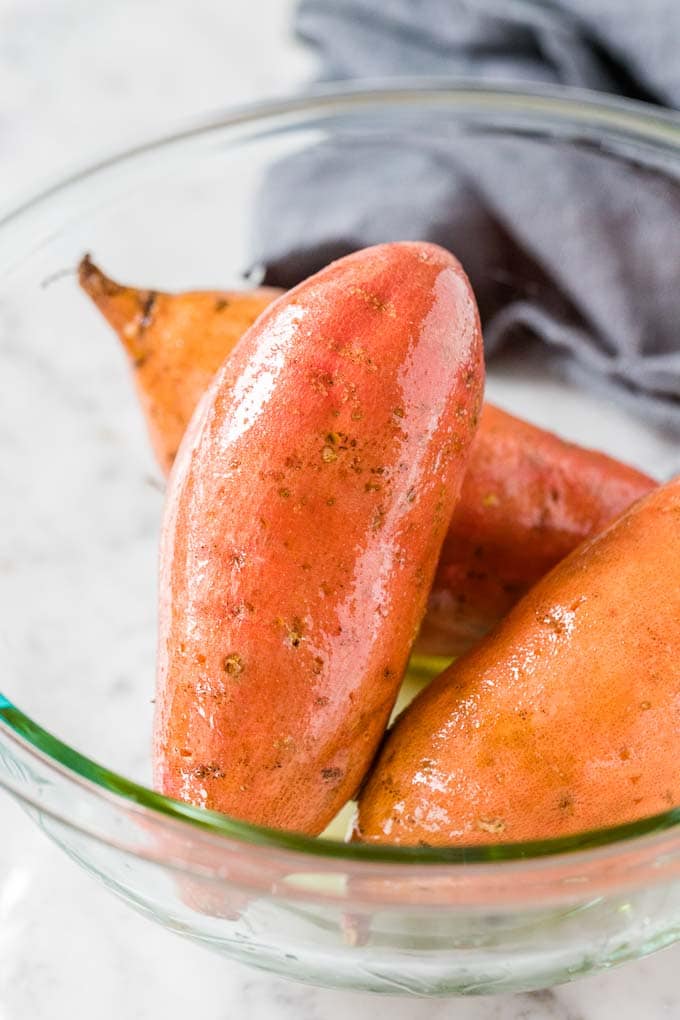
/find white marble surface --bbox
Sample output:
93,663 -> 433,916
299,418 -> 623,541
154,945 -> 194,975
0,2 -> 679,1018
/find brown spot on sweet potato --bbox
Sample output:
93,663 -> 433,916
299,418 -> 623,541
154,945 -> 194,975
477,817 -> 506,835
348,285 -> 396,317
371,506 -> 386,531
331,341 -> 378,372
139,290 -> 157,333
311,370 -> 335,395
274,735 -> 296,756
223,653 -> 243,677
537,608 -> 571,636
286,618 -> 304,648
193,763 -> 225,780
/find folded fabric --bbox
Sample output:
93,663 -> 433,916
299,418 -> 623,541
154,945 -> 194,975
296,0 -> 680,104
250,0 -> 680,432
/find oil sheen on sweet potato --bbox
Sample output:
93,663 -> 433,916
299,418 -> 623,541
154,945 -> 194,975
80,258 -> 655,659
356,477 -> 680,846
418,403 -> 655,655
154,241 -> 485,833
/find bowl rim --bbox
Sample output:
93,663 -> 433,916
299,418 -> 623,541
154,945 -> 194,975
1,78 -> 679,868
3,76 -> 680,232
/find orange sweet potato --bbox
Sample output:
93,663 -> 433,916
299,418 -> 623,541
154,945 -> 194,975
356,477 -> 680,846
80,258 -> 654,657
78,255 -> 282,473
418,403 -> 655,655
154,241 -> 484,833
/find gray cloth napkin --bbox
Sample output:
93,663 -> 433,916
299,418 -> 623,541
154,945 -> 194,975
251,1 -> 680,432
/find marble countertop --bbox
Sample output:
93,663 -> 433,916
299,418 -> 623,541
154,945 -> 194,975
0,2 -> 678,1017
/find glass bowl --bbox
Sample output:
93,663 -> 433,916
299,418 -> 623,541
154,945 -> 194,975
1,82 -> 679,997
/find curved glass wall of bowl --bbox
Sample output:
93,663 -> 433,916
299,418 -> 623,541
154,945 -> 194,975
2,709 -> 679,994
0,84 -> 679,994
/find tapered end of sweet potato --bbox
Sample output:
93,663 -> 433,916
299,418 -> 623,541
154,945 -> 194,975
78,254 -> 157,360
78,254 -> 284,475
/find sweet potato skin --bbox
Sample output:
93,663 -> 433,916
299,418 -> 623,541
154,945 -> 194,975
154,242 -> 484,833
418,404 -> 656,655
81,259 -> 655,656
356,477 -> 680,846
78,256 -> 282,473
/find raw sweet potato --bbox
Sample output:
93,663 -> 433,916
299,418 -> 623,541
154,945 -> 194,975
80,259 -> 654,656
356,477 -> 680,846
153,241 -> 484,833
418,404 -> 655,655
78,255 -> 282,473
